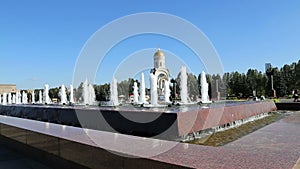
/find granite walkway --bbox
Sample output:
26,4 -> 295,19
0,111 -> 299,169
152,111 -> 300,169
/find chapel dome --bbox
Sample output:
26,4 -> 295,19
154,48 -> 164,57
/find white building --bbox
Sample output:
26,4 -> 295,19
150,48 -> 170,96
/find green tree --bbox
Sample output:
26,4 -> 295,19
246,69 -> 258,95
256,72 -> 267,96
210,74 -> 223,99
75,82 -> 83,101
49,87 -> 59,99
117,78 -> 136,99
272,67 -> 286,97
187,73 -> 199,101
296,60 -> 300,89
227,72 -> 249,98
34,89 -> 42,102
94,83 -> 110,101
222,72 -> 231,96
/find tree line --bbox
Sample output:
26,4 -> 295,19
28,60 -> 299,102
76,59 -> 300,101
121,60 -> 299,100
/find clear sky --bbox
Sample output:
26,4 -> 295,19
1,0 -> 300,89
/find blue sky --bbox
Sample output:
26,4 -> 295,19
1,0 -> 300,89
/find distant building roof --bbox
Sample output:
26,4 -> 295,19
0,84 -> 17,94
0,84 -> 16,86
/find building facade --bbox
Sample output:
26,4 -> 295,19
0,84 -> 17,95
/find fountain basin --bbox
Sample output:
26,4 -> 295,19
0,101 -> 276,140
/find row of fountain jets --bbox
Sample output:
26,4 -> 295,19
110,67 -> 211,106
0,84 -> 74,105
0,81 -> 93,105
0,66 -> 210,106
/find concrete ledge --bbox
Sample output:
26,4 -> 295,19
0,116 -> 189,169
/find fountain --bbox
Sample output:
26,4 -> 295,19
25,92 -> 28,104
200,71 -> 212,103
16,92 -> 21,104
133,82 -> 139,104
32,91 -> 35,104
12,94 -> 16,104
82,80 -> 89,105
43,84 -> 51,104
2,93 -> 7,105
22,91 -> 28,104
21,91 -> 25,104
150,73 -> 158,106
180,66 -> 188,104
139,73 -> 147,104
15,92 -> 17,104
89,84 -> 96,104
164,80 -> 171,103
59,85 -> 67,105
69,85 -> 74,104
110,77 -> 119,106
0,47 -> 281,147
39,90 -> 42,104
82,79 -> 96,105
8,93 -> 12,104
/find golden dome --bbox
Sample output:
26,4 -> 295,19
154,48 -> 164,57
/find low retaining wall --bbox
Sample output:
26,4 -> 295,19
276,102 -> 300,111
177,101 -> 277,136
